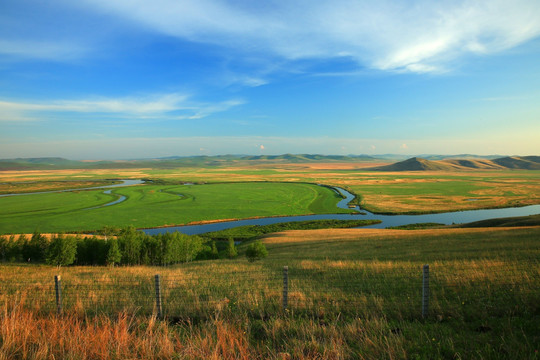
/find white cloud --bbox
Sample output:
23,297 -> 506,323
75,0 -> 540,73
0,39 -> 89,61
0,93 -> 244,122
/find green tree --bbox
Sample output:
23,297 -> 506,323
118,226 -> 142,265
22,231 -> 48,262
226,237 -> 238,259
106,239 -> 122,266
210,241 -> 219,259
0,236 -> 7,261
45,234 -> 77,267
245,240 -> 268,262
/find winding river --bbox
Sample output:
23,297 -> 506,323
142,186 -> 540,235
2,180 -> 538,234
0,179 -> 144,197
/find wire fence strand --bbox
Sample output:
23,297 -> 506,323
1,259 -> 538,320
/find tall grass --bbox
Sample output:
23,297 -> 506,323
1,227 -> 539,359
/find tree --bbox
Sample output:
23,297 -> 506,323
245,240 -> 268,262
0,236 -> 7,262
226,237 -> 238,259
118,226 -> 142,265
45,234 -> 77,267
106,239 -> 122,267
22,231 -> 48,262
210,241 -> 219,259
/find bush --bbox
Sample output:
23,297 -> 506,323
106,238 -> 122,266
245,240 -> 268,262
46,234 -> 77,267
226,237 -> 238,259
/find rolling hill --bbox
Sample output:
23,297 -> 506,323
1,154 -> 539,171
369,156 -> 540,171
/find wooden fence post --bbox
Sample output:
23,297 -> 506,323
154,274 -> 163,319
422,264 -> 429,318
54,275 -> 62,315
283,266 -> 288,311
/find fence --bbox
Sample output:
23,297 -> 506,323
1,260 -> 539,321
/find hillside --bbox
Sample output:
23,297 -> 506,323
370,156 -> 540,171
1,154 -> 539,171
368,157 -> 456,171
491,156 -> 540,170
0,154 -> 378,171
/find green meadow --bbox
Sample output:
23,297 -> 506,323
0,182 -> 350,234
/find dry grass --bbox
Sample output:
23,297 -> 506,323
1,226 -> 539,359
261,226 -> 520,244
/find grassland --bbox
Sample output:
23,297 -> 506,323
0,182 -> 350,234
1,226 -> 539,359
2,161 -> 537,217
0,179 -> 120,194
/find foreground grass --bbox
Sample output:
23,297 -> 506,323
1,226 -> 539,359
0,182 -> 350,234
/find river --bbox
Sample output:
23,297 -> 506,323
2,180 -> 537,234
0,179 -> 144,197
142,186 -> 540,235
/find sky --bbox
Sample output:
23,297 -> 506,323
1,0 -> 540,159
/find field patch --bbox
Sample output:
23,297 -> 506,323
0,182 -> 350,234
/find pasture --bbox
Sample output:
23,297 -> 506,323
1,163 -> 538,220
1,226 -> 539,359
0,182 -> 349,234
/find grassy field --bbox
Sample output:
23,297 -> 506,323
0,182 -> 350,234
0,179 -> 121,194
1,226 -> 539,359
1,164 -> 538,217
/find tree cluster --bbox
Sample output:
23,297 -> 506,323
0,227 -> 238,266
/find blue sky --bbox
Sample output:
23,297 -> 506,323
1,0 -> 540,159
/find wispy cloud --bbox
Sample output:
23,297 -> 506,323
0,93 -> 244,122
0,40 -> 89,61
75,0 -> 540,73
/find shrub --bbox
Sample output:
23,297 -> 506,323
46,234 -> 77,267
106,238 -> 122,266
226,237 -> 238,259
245,240 -> 268,262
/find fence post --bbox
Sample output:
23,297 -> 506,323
283,266 -> 288,311
54,275 -> 62,315
154,274 -> 163,319
422,264 -> 429,318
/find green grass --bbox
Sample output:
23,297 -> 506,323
0,182 -> 350,234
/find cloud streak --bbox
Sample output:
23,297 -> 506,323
76,0 -> 540,73
0,93 -> 244,122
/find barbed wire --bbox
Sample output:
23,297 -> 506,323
1,260 -> 538,318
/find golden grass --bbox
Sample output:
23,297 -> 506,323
1,225 -> 539,359
261,226 -> 523,244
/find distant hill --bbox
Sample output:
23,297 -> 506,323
491,156 -> 540,170
0,157 -> 83,170
241,154 -> 376,162
369,157 -> 456,171
1,154 -> 538,171
0,154 -> 379,171
421,154 -> 503,161
369,156 -> 540,171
